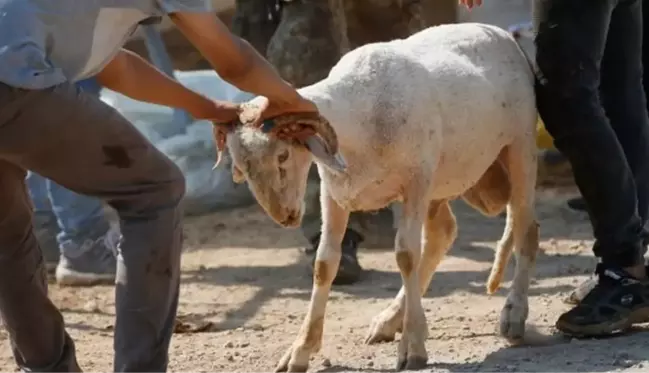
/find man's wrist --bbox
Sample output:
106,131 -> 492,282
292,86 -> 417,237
187,99 -> 240,123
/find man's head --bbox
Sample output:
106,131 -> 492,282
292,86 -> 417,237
224,113 -> 347,228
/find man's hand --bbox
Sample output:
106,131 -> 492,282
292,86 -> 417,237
236,96 -> 316,127
458,0 -> 483,10
210,95 -> 318,170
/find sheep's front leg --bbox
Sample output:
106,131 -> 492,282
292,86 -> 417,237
393,189 -> 429,370
275,185 -> 349,373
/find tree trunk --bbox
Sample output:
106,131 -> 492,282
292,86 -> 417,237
266,0 -> 341,87
266,0 -> 459,86
231,0 -> 282,54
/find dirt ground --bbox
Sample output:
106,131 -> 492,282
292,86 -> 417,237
1,181 -> 648,372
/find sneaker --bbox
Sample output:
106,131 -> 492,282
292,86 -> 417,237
556,264 -> 649,337
55,227 -> 120,286
566,264 -> 649,305
305,228 -> 364,285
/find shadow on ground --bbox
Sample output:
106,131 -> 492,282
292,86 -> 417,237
172,187 -> 598,331
315,325 -> 649,373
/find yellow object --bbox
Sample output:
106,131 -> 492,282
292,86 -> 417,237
536,116 -> 555,150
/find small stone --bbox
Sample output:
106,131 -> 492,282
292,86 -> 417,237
367,361 -> 374,367
234,351 -> 240,357
226,354 -> 234,362
224,341 -> 234,348
322,358 -> 332,368
239,342 -> 250,348
83,300 -> 100,313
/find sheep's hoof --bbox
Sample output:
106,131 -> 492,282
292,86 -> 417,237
396,327 -> 429,371
365,308 -> 403,344
499,299 -> 528,345
396,355 -> 428,371
274,360 -> 308,373
274,349 -> 309,373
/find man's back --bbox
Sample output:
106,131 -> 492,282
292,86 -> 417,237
0,0 -> 209,89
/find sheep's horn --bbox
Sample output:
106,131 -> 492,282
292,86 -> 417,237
269,112 -> 339,154
212,124 -> 228,170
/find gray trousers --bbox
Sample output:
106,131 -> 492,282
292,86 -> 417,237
0,82 -> 185,371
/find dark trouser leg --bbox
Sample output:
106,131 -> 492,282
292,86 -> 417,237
641,0 -> 649,230
0,82 -> 185,371
600,1 -> 649,228
0,160 -> 80,371
536,0 -> 646,269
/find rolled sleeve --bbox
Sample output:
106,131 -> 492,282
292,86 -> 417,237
156,0 -> 212,13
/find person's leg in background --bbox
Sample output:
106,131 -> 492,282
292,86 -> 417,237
535,0 -> 649,336
564,0 -> 649,214
565,0 -> 649,305
26,77 -> 119,286
26,171 -> 61,271
299,167 -> 364,285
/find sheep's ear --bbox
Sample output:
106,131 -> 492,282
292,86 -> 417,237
232,164 -> 245,184
304,135 -> 347,173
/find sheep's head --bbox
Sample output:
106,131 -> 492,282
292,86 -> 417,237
222,112 -> 347,228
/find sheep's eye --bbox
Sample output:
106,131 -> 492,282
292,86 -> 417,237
278,150 -> 289,163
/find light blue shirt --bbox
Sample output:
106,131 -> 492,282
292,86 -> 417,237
0,0 -> 212,89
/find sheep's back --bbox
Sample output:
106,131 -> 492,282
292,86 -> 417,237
300,23 -> 536,200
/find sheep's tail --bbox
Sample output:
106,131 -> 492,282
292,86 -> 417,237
510,0 -> 547,87
507,22 -> 536,83
486,206 -> 515,294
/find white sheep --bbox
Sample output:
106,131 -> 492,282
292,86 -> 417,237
222,22 -> 540,372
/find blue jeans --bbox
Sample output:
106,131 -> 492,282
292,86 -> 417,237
26,77 -> 109,255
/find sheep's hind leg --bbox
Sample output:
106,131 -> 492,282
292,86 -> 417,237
366,200 -> 457,345
497,144 -> 539,344
275,184 -> 350,372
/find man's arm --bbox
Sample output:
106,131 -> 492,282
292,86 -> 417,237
168,12 -> 316,117
96,49 -> 240,122
458,0 -> 482,9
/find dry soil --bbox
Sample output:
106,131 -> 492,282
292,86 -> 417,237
1,183 -> 647,372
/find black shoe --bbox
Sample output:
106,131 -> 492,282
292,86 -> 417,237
566,264 -> 649,305
305,228 -> 364,285
556,264 -> 649,337
566,197 -> 588,212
